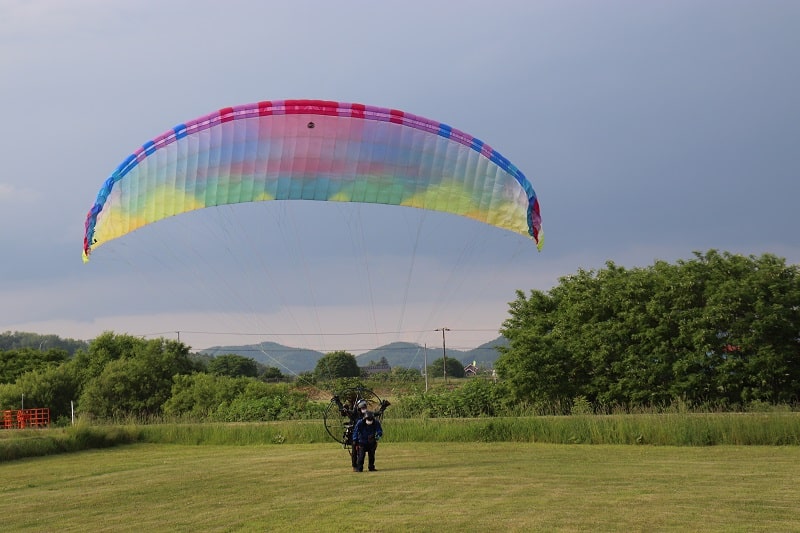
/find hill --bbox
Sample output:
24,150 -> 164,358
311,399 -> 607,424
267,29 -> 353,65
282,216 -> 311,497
200,342 -> 325,375
462,336 -> 508,366
201,337 -> 508,374
355,337 -> 507,369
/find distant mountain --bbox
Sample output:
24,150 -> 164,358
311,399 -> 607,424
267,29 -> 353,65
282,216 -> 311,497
355,342 -> 439,370
201,336 -> 508,374
461,336 -> 509,367
200,341 -> 325,375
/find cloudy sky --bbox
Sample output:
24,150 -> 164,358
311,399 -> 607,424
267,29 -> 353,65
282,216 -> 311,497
1,1 -> 798,355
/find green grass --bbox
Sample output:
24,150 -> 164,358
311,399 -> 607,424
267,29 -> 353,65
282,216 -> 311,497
2,412 -> 798,462
387,412 -> 800,445
1,442 -> 799,531
134,412 -> 800,446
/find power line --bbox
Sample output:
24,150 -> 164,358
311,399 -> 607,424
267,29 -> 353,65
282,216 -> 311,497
138,328 -> 498,338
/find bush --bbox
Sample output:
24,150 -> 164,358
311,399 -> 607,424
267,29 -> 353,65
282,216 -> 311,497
571,396 -> 593,415
393,379 -> 508,418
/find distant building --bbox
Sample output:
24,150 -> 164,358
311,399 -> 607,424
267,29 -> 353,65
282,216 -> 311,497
360,356 -> 391,375
464,361 -> 479,377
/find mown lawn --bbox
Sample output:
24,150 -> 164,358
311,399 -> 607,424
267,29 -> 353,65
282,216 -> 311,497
1,442 -> 798,531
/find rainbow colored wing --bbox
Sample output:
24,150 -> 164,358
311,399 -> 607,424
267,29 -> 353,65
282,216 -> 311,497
83,100 -> 543,261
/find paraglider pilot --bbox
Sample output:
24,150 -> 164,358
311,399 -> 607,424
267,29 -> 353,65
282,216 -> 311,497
348,399 -> 369,470
332,396 -> 369,471
352,410 -> 382,472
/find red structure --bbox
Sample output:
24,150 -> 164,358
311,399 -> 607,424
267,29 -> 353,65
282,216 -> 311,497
2,408 -> 50,429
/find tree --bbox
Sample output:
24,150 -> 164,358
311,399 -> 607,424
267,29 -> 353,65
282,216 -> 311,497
496,289 -> 574,404
15,364 -> 79,420
391,367 -> 422,381
77,335 -> 198,418
0,331 -> 87,355
313,351 -> 360,380
0,347 -> 68,384
208,354 -> 259,378
694,251 -> 800,404
163,373 -> 249,418
427,357 -> 466,379
69,331 -> 146,386
261,366 -> 284,381
497,251 -> 800,408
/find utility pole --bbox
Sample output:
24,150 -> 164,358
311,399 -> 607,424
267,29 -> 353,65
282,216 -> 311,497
434,327 -> 450,383
423,343 -> 428,392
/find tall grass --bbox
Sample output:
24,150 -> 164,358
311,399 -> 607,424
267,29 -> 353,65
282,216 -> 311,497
0,422 -> 138,461
388,412 -> 800,445
2,412 -> 798,462
135,420 -> 327,445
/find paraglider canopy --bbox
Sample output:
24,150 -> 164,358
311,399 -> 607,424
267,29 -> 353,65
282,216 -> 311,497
83,99 -> 543,262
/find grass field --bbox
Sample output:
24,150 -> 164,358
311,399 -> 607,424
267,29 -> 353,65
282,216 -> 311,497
2,442 -> 798,532
5,410 -> 797,464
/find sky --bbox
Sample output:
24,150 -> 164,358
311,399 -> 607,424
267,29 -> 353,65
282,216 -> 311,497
1,0 -> 798,355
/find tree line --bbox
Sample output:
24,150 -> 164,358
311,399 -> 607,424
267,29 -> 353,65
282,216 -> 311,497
0,332 -> 296,422
0,334 -> 432,423
497,250 -> 800,409
1,250 -> 797,421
